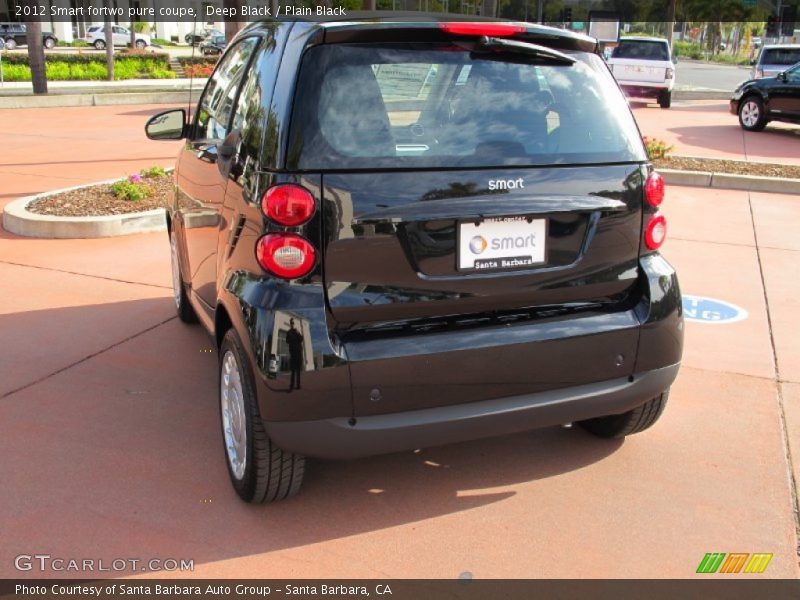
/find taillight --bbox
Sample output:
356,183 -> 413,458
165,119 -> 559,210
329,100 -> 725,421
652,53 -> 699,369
665,67 -> 674,79
440,22 -> 526,37
256,234 -> 316,279
645,171 -> 664,207
644,215 -> 667,250
261,184 -> 315,227
755,68 -> 763,79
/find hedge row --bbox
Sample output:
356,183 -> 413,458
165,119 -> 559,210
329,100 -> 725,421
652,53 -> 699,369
1,58 -> 176,81
1,52 -> 170,66
177,56 -> 218,66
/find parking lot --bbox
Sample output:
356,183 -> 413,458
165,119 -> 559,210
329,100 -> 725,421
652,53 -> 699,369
0,100 -> 798,579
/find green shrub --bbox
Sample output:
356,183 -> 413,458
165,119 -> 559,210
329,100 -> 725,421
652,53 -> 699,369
2,52 -> 169,66
152,38 -> 178,47
708,53 -> 750,65
45,62 -> 71,80
1,64 -> 31,82
643,136 -> 674,160
2,55 -> 175,80
84,62 -> 107,79
177,56 -> 217,67
674,40 -> 703,60
140,166 -> 167,178
111,177 -> 152,201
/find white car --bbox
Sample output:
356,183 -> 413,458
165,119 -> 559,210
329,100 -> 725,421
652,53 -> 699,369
607,36 -> 676,108
85,25 -> 150,50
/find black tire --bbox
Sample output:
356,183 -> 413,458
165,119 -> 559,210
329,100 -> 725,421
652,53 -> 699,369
658,90 -> 671,109
135,39 -> 146,49
169,229 -> 198,324
219,328 -> 305,503
44,37 -> 55,49
738,95 -> 767,131
4,38 -> 17,50
93,39 -> 105,50
579,391 -> 669,439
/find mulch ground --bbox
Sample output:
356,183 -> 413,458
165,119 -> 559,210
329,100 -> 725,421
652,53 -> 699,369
27,176 -> 173,217
654,156 -> 800,179
24,156 -> 800,218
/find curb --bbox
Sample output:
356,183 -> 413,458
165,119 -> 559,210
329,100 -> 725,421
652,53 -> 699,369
2,181 -> 167,239
660,168 -> 800,194
0,87 -> 728,109
0,90 -> 194,109
673,90 -> 732,101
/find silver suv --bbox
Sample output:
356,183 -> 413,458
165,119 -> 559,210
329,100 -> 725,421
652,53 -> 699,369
751,44 -> 800,79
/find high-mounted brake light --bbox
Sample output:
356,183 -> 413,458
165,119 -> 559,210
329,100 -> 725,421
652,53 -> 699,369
644,215 -> 667,250
256,233 -> 316,280
645,171 -> 664,207
261,184 -> 315,227
440,22 -> 526,37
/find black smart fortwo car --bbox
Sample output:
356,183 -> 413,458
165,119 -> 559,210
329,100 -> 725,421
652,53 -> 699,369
146,17 -> 683,503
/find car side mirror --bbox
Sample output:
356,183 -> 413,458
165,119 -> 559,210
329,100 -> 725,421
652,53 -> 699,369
145,109 -> 187,141
778,71 -> 787,82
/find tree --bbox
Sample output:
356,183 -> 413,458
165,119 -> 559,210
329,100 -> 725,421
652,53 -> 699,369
104,1 -> 114,81
23,17 -> 47,94
224,0 -> 245,42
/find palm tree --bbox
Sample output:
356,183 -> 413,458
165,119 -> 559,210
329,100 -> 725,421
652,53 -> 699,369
23,17 -> 47,94
104,4 -> 114,81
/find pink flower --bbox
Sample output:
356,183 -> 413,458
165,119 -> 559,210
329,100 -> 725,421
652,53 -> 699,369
129,174 -> 143,183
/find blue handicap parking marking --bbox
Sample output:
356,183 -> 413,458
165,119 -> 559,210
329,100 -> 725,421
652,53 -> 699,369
682,295 -> 748,324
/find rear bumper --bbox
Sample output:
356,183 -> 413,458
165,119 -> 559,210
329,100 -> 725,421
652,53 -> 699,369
265,363 -> 680,459
619,84 -> 672,97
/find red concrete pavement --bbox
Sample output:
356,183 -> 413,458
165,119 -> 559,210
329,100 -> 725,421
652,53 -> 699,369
632,100 -> 800,164
0,103 -> 798,579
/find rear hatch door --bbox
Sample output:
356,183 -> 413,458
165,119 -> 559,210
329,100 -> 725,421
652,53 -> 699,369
287,36 -> 650,414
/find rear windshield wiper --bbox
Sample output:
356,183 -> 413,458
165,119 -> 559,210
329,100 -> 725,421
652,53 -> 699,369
472,36 -> 576,65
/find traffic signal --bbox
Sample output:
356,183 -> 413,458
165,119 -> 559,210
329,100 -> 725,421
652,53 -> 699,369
766,15 -> 779,37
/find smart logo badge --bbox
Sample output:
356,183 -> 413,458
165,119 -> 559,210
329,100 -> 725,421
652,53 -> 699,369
696,552 -> 772,574
469,236 -> 487,254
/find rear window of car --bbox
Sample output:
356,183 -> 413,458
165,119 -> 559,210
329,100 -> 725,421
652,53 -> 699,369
611,40 -> 669,61
760,48 -> 800,65
287,43 -> 646,170
88,26 -> 100,33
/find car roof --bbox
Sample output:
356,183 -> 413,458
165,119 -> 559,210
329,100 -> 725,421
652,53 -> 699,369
619,36 -> 668,43
242,13 -> 597,50
762,44 -> 800,50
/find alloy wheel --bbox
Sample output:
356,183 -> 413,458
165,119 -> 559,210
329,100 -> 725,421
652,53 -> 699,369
170,232 -> 181,309
741,101 -> 760,128
220,351 -> 247,480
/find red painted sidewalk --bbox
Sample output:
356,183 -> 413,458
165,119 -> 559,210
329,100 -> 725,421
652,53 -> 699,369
0,103 -> 798,579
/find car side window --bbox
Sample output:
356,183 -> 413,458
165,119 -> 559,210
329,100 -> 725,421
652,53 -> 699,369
787,67 -> 800,83
195,37 -> 260,142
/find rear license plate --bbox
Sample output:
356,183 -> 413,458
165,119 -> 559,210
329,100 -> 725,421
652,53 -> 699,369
458,217 -> 546,271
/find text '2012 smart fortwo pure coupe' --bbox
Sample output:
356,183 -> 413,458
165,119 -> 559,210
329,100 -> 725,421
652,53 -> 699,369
145,17 -> 683,503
